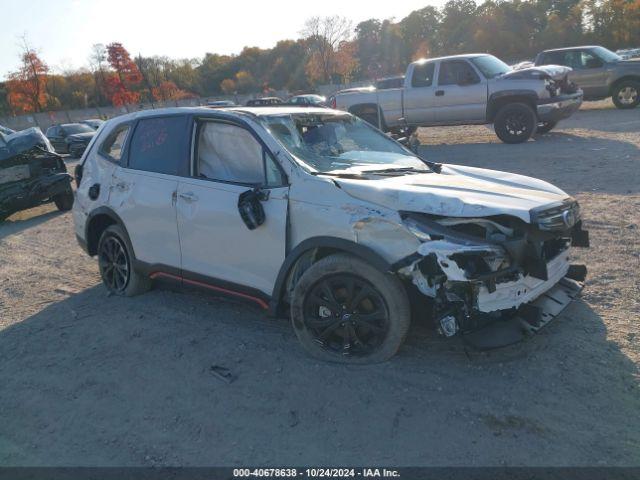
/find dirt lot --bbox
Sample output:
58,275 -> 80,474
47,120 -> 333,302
1,100 -> 638,466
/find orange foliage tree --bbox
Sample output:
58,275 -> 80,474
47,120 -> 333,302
151,80 -> 193,101
6,47 -> 49,114
105,42 -> 142,106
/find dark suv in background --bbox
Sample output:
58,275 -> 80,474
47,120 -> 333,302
535,45 -> 640,109
45,123 -> 97,156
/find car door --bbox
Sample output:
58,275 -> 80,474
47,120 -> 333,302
571,49 -> 609,98
403,61 -> 438,125
433,59 -> 487,123
108,115 -> 189,270
176,118 -> 289,296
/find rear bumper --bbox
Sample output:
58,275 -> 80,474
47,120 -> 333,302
537,91 -> 583,123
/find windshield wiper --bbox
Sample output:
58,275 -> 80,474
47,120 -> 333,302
362,167 -> 431,175
309,171 -> 365,179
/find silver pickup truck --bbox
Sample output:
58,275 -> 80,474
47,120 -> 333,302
331,54 -> 583,144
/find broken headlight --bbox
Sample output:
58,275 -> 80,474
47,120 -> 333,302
532,200 -> 581,231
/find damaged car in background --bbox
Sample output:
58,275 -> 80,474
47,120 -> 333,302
0,128 -> 74,221
73,107 -> 588,363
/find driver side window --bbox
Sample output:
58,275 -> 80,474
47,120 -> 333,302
580,51 -> 602,69
196,121 -> 284,186
438,61 -> 480,86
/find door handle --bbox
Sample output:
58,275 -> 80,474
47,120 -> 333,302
435,90 -> 445,96
179,192 -> 198,203
115,181 -> 129,191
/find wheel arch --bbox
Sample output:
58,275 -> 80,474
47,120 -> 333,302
270,236 -> 393,316
487,90 -> 538,121
85,206 -> 130,256
610,75 -> 640,95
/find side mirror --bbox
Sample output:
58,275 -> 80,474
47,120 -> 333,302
238,189 -> 266,230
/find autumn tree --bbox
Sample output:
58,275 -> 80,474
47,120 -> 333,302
151,80 -> 193,101
302,16 -> 353,83
220,78 -> 237,94
105,42 -> 142,106
6,39 -> 49,113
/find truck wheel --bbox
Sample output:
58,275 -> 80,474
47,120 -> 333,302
54,189 -> 74,211
536,121 -> 557,134
612,80 -> 639,109
290,253 -> 411,364
97,225 -> 151,297
494,103 -> 537,144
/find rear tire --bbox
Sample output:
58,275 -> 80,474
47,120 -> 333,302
97,224 -> 151,297
536,121 -> 557,134
494,102 -> 537,144
54,189 -> 74,211
612,80 -> 639,109
290,253 -> 411,363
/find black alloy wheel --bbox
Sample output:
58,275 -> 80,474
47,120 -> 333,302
99,235 -> 130,293
302,274 -> 390,357
494,102 -> 537,144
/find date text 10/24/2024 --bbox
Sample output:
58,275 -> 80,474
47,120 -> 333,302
233,468 -> 401,478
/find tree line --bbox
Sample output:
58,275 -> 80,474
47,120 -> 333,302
1,0 -> 639,116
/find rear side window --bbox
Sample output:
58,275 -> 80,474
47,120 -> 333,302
128,116 -> 189,175
411,63 -> 436,87
99,125 -> 130,163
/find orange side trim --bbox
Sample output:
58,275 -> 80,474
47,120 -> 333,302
149,271 -> 269,310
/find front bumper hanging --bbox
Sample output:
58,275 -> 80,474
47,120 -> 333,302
463,275 -> 584,350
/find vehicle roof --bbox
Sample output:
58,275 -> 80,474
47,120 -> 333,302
540,46 -> 601,53
103,106 -> 344,124
412,53 -> 488,64
291,94 -> 325,98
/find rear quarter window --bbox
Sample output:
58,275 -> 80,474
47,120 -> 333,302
128,115 -> 190,176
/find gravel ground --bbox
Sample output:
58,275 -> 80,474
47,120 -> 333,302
0,100 -> 638,466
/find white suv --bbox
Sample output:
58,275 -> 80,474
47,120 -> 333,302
73,107 -> 589,362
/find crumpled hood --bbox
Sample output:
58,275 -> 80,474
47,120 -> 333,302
334,164 -> 570,223
504,64 -> 572,81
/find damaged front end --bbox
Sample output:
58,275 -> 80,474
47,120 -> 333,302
394,199 -> 589,348
0,128 -> 72,221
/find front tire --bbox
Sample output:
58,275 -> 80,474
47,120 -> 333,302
612,80 -> 639,109
290,253 -> 411,363
494,102 -> 537,144
97,224 -> 151,296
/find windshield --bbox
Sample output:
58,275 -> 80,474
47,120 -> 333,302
470,55 -> 512,79
262,113 -> 427,174
592,46 -> 622,63
62,124 -> 94,135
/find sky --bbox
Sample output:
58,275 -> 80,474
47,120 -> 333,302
0,0 -> 446,79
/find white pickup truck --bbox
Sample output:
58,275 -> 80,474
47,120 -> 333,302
330,54 -> 583,143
